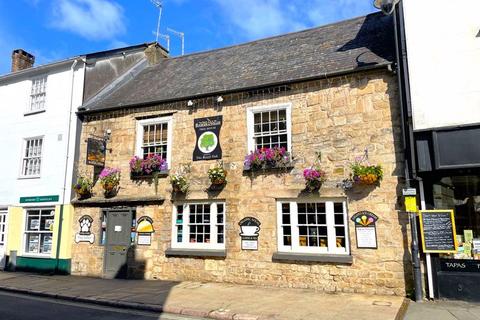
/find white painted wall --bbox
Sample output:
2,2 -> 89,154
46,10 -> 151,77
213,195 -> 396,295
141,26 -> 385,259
403,0 -> 480,130
0,61 -> 85,206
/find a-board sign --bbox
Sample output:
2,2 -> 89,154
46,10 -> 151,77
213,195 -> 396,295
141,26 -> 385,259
419,210 -> 458,253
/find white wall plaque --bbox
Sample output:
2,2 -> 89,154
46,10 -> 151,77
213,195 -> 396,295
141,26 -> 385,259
137,233 -> 152,245
355,227 -> 377,249
241,239 -> 258,250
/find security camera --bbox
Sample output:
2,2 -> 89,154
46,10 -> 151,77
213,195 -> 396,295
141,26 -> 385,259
187,100 -> 194,107
106,129 -> 112,135
373,0 -> 399,15
217,96 -> 224,103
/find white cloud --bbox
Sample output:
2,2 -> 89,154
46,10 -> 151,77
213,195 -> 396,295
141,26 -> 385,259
213,0 -> 306,39
212,0 -> 375,40
307,0 -> 374,26
52,0 -> 126,41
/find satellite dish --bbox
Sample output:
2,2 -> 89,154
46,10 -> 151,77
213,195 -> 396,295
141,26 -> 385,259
374,0 -> 400,15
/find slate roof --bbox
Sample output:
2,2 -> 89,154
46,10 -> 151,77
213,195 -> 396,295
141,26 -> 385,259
81,12 -> 394,113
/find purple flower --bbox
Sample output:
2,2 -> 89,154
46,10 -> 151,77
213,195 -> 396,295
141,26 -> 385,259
129,156 -> 143,173
99,167 -> 120,179
244,146 -> 291,170
303,167 -> 326,182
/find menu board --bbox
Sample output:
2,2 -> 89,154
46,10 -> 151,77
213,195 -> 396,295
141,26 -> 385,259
419,210 -> 458,253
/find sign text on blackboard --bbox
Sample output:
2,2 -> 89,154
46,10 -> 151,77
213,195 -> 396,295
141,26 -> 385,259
419,210 -> 458,253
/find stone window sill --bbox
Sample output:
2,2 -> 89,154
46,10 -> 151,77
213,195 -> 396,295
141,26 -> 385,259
130,170 -> 169,180
165,248 -> 226,258
24,109 -> 46,116
243,163 -> 294,173
272,252 -> 353,264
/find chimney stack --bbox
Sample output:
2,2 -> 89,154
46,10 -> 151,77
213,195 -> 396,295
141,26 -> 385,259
11,49 -> 35,72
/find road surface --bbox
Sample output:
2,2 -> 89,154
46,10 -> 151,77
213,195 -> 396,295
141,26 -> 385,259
0,291 -> 204,320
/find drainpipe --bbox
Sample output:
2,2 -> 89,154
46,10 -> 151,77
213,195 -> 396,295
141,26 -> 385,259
392,2 -> 423,302
55,58 -> 81,273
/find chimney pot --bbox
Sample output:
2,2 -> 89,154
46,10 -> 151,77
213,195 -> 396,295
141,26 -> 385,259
11,49 -> 35,72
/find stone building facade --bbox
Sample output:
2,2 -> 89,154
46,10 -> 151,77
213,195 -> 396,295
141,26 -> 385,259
70,13 -> 412,296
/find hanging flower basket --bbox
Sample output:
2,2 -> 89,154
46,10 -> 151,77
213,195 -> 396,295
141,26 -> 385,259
303,167 -> 327,191
73,176 -> 93,199
243,147 -> 292,172
170,174 -> 189,194
208,166 -> 227,186
349,151 -> 383,187
99,167 -> 121,197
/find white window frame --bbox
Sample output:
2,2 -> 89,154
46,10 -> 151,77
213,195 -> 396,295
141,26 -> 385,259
135,116 -> 173,166
246,103 -> 292,153
22,207 -> 55,257
19,136 -> 44,178
276,199 -> 350,255
28,75 -> 47,113
171,202 -> 226,250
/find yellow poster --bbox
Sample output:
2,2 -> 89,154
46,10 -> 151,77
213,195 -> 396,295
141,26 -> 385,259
404,196 -> 417,212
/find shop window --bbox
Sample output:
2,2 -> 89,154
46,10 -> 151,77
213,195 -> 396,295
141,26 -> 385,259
29,76 -> 47,113
277,200 -> 349,255
24,208 -> 54,255
430,175 -> 480,260
172,202 -> 225,250
246,104 -> 292,153
20,137 -> 43,177
135,116 -> 172,164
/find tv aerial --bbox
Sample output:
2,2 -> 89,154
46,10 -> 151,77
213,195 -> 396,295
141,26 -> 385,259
150,0 -> 163,42
373,0 -> 400,15
167,27 -> 185,56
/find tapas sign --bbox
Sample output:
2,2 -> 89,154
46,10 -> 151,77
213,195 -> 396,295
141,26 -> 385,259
239,217 -> 261,250
419,210 -> 457,253
136,216 -> 154,246
75,215 -> 95,244
351,211 -> 378,249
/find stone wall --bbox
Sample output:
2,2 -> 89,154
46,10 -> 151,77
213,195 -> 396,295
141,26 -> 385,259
71,69 -> 412,296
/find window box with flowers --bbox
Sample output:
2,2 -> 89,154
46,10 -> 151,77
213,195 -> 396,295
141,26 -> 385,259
129,154 -> 169,179
243,147 -> 293,172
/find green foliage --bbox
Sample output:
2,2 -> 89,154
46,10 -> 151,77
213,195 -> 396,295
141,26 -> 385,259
208,166 -> 227,185
350,163 -> 383,180
200,133 -> 215,151
73,176 -> 93,196
170,174 -> 189,193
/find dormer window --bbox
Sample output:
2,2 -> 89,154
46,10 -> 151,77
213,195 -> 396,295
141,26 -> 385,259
29,76 -> 47,113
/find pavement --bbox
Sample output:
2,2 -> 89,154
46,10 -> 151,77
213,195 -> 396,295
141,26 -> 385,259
0,271 -> 406,320
404,300 -> 480,320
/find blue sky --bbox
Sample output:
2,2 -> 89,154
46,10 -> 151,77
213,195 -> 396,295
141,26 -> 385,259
0,0 -> 376,75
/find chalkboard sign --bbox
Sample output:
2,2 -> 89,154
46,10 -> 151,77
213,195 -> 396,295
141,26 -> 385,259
419,210 -> 458,253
